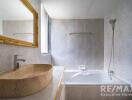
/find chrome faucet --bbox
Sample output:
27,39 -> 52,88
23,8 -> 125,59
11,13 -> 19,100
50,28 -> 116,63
108,70 -> 114,80
14,55 -> 26,70
79,65 -> 86,72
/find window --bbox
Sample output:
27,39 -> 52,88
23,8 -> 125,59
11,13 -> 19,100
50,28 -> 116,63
41,3 -> 49,53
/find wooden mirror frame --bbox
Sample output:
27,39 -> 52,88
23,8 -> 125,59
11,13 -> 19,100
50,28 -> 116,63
0,0 -> 38,48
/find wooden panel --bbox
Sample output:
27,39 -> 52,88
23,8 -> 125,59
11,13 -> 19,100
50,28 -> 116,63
65,85 -> 132,100
54,71 -> 65,100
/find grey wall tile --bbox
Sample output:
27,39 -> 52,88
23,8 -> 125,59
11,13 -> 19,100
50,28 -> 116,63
50,19 -> 104,70
104,0 -> 132,83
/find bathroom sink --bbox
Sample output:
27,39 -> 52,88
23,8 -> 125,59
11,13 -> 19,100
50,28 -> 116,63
0,64 -> 53,97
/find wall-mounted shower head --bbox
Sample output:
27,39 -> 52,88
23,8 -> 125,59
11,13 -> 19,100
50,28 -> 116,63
109,19 -> 116,31
109,19 -> 116,25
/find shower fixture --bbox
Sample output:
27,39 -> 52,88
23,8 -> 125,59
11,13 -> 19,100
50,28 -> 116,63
108,19 -> 116,79
109,19 -> 116,31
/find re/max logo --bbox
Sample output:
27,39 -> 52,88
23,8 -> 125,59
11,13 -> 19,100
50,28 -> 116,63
100,85 -> 132,93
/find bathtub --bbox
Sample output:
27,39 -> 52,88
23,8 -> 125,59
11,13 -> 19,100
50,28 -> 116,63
64,70 -> 132,100
64,70 -> 126,85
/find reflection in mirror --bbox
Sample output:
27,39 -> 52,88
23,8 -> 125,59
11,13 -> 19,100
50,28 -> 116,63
0,0 -> 33,42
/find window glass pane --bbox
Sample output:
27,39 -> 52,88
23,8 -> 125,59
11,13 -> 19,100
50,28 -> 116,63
41,4 -> 48,53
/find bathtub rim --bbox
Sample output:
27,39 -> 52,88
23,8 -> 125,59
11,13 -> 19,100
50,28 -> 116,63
64,69 -> 129,85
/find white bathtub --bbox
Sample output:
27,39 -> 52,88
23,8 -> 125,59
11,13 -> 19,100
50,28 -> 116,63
64,70 -> 131,100
64,70 -> 127,85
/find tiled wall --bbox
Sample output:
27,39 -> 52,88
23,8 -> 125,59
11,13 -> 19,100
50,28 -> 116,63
0,19 -> 2,34
104,0 -> 132,83
50,19 -> 104,70
0,0 -> 51,72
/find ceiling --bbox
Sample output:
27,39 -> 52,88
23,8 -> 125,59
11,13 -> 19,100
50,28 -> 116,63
0,0 -> 33,20
42,0 -> 124,19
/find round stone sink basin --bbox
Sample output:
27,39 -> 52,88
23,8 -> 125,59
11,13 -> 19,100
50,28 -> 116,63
0,64 -> 53,97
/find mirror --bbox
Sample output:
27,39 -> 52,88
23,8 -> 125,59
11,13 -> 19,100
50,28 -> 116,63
0,0 -> 38,47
